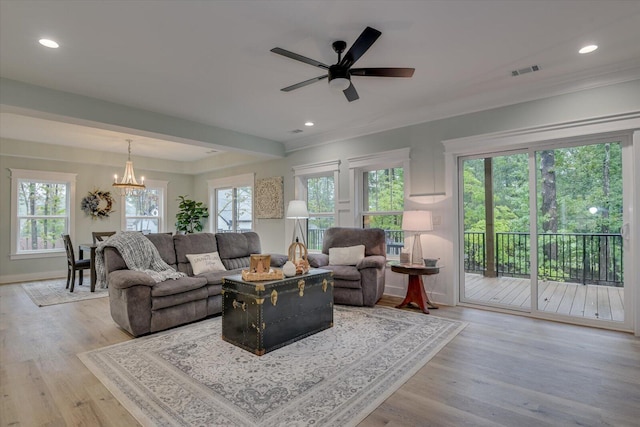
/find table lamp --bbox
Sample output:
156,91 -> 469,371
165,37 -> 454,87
286,200 -> 309,246
402,210 -> 433,264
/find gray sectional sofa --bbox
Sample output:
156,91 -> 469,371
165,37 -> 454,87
103,232 -> 287,337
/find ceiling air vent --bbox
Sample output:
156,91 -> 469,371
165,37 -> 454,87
290,129 -> 304,134
511,65 -> 540,77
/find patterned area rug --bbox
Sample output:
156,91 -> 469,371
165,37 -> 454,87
21,278 -> 108,307
79,306 -> 466,426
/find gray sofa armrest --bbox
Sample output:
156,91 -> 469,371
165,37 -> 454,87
108,269 -> 155,289
269,253 -> 289,267
308,253 -> 329,268
356,255 -> 386,270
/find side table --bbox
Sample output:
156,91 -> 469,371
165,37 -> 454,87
391,263 -> 440,314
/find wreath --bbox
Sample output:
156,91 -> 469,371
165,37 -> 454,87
81,189 -> 115,219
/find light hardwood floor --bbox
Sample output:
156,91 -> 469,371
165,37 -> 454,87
1,282 -> 639,427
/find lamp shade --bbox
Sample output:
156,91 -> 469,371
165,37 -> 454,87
402,210 -> 433,232
286,200 -> 309,219
329,77 -> 350,91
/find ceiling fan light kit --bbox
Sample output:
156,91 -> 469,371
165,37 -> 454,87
271,26 -> 415,102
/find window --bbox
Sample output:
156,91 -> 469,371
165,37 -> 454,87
348,148 -> 410,257
293,160 -> 340,251
208,174 -> 254,233
306,175 -> 335,250
10,169 -> 76,259
363,167 -> 404,230
121,180 -> 167,233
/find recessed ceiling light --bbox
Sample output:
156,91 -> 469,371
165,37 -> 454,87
579,44 -> 598,54
304,122 -> 314,127
39,38 -> 59,48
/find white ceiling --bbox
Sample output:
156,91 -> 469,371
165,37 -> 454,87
1,0 -> 640,161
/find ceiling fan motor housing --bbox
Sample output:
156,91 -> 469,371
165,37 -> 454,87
328,64 -> 350,84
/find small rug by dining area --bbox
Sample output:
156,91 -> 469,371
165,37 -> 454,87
79,305 -> 466,427
21,278 -> 108,307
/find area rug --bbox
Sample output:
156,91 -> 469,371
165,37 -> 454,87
79,306 -> 466,427
21,278 -> 108,307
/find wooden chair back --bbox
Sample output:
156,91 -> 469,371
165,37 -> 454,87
92,231 -> 116,244
62,234 -> 81,268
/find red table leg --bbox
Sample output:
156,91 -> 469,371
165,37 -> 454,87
396,274 -> 438,314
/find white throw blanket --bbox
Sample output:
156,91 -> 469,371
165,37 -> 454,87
95,232 -> 185,289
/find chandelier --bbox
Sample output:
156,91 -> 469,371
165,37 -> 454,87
112,139 -> 145,196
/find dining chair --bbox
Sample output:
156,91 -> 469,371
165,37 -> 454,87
92,231 -> 116,244
62,234 -> 91,292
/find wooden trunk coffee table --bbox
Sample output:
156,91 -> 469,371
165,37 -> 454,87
391,263 -> 440,314
221,269 -> 334,355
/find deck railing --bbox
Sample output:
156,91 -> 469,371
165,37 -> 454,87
464,231 -> 624,286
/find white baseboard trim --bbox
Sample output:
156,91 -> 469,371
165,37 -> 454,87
383,285 -> 406,298
0,270 -> 66,285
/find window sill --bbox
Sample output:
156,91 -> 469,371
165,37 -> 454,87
10,250 -> 66,261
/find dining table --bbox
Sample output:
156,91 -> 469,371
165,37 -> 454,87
78,242 -> 98,292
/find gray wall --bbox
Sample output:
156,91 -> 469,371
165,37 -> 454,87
0,140 -> 193,282
2,79 -> 639,289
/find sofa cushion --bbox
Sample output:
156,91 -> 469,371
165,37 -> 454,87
150,276 -> 207,297
222,256 -> 251,270
329,245 -> 365,266
196,268 -> 243,285
206,283 -> 222,297
322,265 -> 361,283
269,253 -> 289,267
145,233 -> 177,268
186,251 -> 226,275
322,227 -> 386,257
308,253 -> 329,268
174,233 -> 218,275
216,232 -> 261,260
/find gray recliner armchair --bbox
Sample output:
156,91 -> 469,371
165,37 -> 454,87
307,227 -> 386,307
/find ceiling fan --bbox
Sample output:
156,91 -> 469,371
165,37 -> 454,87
271,26 -> 415,102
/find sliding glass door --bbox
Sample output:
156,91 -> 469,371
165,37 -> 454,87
460,135 -> 631,329
461,152 -> 531,311
535,141 -> 626,323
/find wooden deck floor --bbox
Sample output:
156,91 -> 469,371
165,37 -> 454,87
463,273 -> 625,321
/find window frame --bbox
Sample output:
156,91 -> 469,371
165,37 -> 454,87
120,179 -> 168,233
348,149 -> 410,259
293,160 -> 340,251
208,173 -> 255,233
10,168 -> 77,260
348,148 -> 410,227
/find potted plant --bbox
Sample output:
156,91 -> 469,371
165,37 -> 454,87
175,195 -> 209,234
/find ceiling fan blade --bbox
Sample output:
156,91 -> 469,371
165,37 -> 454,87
343,82 -> 359,102
271,48 -> 330,70
350,68 -> 415,77
281,75 -> 328,92
339,26 -> 382,69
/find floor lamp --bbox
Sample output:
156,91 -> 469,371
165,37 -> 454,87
402,210 -> 433,265
286,200 -> 309,246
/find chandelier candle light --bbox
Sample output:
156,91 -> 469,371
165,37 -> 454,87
113,139 -> 145,196
402,210 -> 433,265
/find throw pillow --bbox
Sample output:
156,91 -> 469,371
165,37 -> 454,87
329,245 -> 365,266
186,252 -> 226,275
